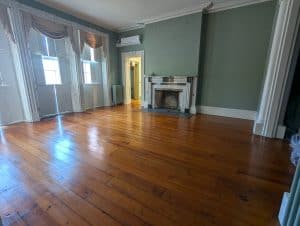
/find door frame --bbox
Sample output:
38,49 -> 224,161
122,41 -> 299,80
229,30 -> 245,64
253,0 -> 300,138
121,51 -> 145,106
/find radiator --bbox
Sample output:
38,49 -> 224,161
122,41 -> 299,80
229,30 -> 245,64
112,85 -> 123,105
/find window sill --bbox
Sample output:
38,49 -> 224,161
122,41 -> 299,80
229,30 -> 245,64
84,83 -> 101,86
37,84 -> 64,86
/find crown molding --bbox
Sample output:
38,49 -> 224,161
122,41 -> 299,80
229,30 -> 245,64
117,24 -> 145,33
117,0 -> 273,33
116,1 -> 212,32
0,0 -> 13,6
140,1 -> 213,25
208,0 -> 273,13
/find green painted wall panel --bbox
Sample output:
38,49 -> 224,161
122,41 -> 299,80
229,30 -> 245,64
198,1 -> 276,110
144,13 -> 202,76
119,2 -> 276,111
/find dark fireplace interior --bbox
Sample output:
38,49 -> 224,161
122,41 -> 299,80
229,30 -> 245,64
155,90 -> 180,110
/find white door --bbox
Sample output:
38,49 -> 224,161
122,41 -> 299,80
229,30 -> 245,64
0,26 -> 24,125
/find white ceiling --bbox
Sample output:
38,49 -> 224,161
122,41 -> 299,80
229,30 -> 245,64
37,0 -> 268,32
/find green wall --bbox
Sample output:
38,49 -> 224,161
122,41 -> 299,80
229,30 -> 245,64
145,13 -> 202,76
18,0 -> 120,85
198,1 -> 276,110
118,1 -> 276,111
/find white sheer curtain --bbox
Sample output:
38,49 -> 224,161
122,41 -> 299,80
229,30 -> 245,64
29,30 -> 73,117
0,4 -> 15,42
81,41 -> 104,109
79,30 -> 109,105
0,5 -> 111,120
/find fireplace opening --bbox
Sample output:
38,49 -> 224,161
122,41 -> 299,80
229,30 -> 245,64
155,90 -> 181,110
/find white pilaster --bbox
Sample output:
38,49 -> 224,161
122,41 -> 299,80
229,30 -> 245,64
254,0 -> 300,137
190,77 -> 198,114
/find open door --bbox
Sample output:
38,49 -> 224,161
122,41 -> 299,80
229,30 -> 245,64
124,58 -> 132,105
122,52 -> 144,106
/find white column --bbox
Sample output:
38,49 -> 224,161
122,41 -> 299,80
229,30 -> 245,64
190,77 -> 197,114
254,0 -> 300,137
8,7 -> 40,122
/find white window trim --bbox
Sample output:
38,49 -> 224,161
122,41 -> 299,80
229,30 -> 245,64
81,59 -> 101,85
42,55 -> 62,85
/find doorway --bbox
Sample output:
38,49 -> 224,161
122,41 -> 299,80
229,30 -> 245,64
121,51 -> 144,108
281,24 -> 300,139
284,55 -> 300,138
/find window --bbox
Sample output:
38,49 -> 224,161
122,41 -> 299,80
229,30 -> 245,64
83,61 -> 92,84
42,56 -> 62,85
90,48 -> 95,62
81,46 -> 101,84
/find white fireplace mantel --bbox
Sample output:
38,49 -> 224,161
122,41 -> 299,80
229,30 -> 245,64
144,75 -> 198,114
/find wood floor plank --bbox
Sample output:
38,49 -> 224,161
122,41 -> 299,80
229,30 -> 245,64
0,105 -> 294,226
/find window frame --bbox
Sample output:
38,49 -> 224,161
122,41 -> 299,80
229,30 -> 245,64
42,56 -> 62,85
82,60 -> 92,84
82,60 -> 100,85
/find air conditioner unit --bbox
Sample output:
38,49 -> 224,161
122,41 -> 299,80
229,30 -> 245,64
116,35 -> 141,47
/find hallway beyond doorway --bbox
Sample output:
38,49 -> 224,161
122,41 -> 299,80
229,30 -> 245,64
121,51 -> 145,107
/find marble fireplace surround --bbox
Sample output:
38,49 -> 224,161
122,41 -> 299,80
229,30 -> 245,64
144,75 -> 198,114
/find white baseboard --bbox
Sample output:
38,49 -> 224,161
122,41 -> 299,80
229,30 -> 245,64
253,121 -> 263,135
276,125 -> 287,139
0,119 -> 25,127
197,105 -> 257,120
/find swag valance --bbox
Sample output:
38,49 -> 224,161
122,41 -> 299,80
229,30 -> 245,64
80,31 -> 104,50
0,4 -> 15,42
23,12 -> 78,53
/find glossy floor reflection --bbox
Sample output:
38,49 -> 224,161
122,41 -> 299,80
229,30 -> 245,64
0,105 -> 294,226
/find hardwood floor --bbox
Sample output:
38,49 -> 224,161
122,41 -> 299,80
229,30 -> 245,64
0,105 -> 294,226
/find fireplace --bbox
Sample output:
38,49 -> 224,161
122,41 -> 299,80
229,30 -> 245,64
144,75 -> 198,114
155,89 -> 181,110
